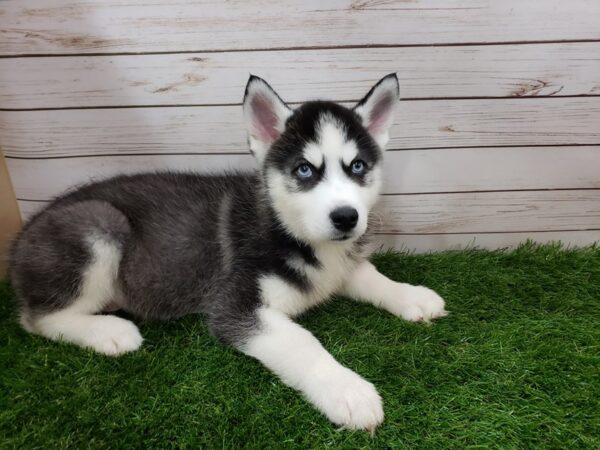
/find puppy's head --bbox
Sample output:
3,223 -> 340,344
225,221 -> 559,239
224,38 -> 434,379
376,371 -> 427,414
243,74 -> 399,245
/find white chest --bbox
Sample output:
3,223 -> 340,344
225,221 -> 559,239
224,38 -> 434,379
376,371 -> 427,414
259,246 -> 359,317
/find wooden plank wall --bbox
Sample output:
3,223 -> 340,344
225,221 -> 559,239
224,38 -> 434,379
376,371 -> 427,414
1,0 -> 599,252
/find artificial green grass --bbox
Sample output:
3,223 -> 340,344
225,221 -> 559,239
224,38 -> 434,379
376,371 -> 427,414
1,243 -> 598,449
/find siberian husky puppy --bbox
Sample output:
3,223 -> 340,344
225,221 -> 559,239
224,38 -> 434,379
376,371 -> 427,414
10,74 -> 447,430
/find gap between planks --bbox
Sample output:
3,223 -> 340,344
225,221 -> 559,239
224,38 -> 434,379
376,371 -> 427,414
372,229 -> 600,236
16,187 -> 600,202
4,144 -> 600,160
3,39 -> 600,59
3,95 -> 600,112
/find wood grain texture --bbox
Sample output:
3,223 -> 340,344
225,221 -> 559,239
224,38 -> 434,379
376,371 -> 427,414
17,190 -> 600,234
2,1 -> 600,56
2,43 -> 600,108
15,199 -> 600,251
374,231 -> 600,253
0,150 -> 22,276
2,97 -> 600,158
7,147 -> 600,201
375,190 -> 600,234
3,0 -> 600,251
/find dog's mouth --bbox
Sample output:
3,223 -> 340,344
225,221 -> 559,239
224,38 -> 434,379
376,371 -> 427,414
331,234 -> 351,242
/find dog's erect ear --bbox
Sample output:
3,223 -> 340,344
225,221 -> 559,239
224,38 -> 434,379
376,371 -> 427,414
353,73 -> 400,148
243,75 -> 292,163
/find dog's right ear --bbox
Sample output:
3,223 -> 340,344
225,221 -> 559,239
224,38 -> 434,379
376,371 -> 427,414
353,73 -> 400,149
243,75 -> 292,164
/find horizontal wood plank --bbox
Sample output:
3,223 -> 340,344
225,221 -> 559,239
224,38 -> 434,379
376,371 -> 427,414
2,98 -> 600,158
14,197 -> 600,251
2,1 -> 600,56
9,154 -> 256,200
16,190 -> 600,234
375,190 -> 600,234
7,147 -> 600,200
15,198 -> 599,251
374,231 -> 600,253
2,43 -> 600,108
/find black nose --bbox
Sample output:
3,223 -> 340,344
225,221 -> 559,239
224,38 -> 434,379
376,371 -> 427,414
330,207 -> 359,232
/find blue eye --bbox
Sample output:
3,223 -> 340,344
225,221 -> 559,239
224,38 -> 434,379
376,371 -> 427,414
296,164 -> 313,178
351,160 -> 366,174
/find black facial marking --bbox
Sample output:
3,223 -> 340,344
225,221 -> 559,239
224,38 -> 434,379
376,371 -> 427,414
342,159 -> 369,186
290,159 -> 325,192
264,101 -> 382,188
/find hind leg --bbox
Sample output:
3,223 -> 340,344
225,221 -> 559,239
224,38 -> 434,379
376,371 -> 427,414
31,313 -> 142,356
12,201 -> 143,356
26,237 -> 142,356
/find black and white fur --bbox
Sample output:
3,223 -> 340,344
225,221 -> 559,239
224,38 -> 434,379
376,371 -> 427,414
10,74 -> 447,431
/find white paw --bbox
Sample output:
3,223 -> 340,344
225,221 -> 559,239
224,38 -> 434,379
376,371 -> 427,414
85,316 -> 143,356
395,286 -> 448,322
311,367 -> 384,431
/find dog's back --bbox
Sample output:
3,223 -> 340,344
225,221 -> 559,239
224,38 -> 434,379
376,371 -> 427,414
10,172 -> 262,342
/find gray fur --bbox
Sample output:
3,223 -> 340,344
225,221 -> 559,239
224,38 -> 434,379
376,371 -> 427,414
11,173 -> 310,344
9,76 -> 393,348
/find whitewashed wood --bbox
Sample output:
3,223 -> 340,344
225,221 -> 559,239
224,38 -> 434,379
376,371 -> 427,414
380,146 -> 600,193
17,200 -> 49,220
9,154 -> 257,200
16,190 -> 600,234
374,190 -> 600,234
13,198 -> 600,252
2,1 -> 600,56
7,147 -> 600,200
374,231 -> 600,253
3,43 -> 600,108
15,198 -> 599,252
2,98 -> 600,157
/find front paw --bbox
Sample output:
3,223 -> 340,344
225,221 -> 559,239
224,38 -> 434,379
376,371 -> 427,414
395,286 -> 448,323
310,367 -> 384,431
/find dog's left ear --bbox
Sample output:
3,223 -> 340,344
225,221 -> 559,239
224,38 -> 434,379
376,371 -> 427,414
243,75 -> 292,163
353,73 -> 400,148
